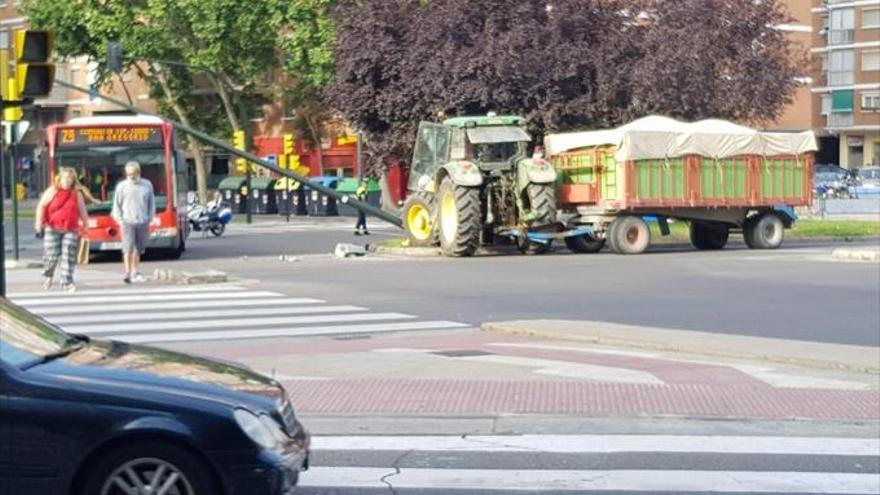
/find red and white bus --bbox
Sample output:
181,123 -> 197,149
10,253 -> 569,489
46,116 -> 189,258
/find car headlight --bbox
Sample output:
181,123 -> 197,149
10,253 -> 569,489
234,409 -> 286,449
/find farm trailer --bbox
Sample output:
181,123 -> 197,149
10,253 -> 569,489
544,116 -> 817,255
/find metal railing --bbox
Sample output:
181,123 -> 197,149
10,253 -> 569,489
827,112 -> 854,127
828,29 -> 854,45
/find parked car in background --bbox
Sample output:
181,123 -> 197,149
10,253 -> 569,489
0,299 -> 309,495
849,167 -> 880,198
813,164 -> 853,199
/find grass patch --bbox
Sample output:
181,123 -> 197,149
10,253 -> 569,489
377,236 -> 407,248
789,219 -> 880,238
647,218 -> 879,242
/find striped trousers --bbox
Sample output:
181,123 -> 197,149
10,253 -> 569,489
42,228 -> 79,285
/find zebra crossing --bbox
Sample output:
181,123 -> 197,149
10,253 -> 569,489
298,433 -> 880,494
9,284 -> 470,344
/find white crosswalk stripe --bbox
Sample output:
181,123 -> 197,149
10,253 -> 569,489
8,285 -> 470,343
298,434 -> 880,494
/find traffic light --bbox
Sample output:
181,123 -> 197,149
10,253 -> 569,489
232,130 -> 245,173
283,133 -> 295,155
14,30 -> 55,98
107,41 -> 124,73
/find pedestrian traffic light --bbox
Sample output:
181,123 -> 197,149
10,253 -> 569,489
14,30 -> 55,98
4,79 -> 23,121
283,133 -> 295,154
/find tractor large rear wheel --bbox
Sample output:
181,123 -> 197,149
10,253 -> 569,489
437,178 -> 481,257
525,183 -> 557,227
402,191 -> 438,247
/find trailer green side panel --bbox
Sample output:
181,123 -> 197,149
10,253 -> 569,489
760,157 -> 806,200
631,158 -> 685,202
700,158 -> 748,201
600,152 -> 620,201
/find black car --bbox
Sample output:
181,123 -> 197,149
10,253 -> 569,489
0,298 -> 309,495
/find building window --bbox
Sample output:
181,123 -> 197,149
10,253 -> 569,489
821,94 -> 833,115
829,8 -> 855,45
0,31 -> 7,50
827,50 -> 854,85
862,92 -> 880,110
863,7 -> 880,29
862,49 -> 880,72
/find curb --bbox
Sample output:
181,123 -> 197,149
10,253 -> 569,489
482,320 -> 880,374
831,247 -> 880,262
4,259 -> 43,270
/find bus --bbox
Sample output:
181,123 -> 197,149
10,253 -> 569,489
46,115 -> 189,258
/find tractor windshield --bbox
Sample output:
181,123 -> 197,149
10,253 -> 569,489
466,126 -> 531,144
467,126 -> 530,164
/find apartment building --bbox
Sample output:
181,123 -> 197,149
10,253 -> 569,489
812,0 -> 880,169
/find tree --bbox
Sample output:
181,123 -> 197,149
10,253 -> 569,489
326,0 -> 803,172
22,0 -> 285,202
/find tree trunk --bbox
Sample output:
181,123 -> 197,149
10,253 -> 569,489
152,68 -> 209,204
213,76 -> 241,132
305,113 -> 324,176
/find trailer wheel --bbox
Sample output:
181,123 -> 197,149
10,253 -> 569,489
744,213 -> 784,249
690,222 -> 729,250
403,191 -> 438,247
565,234 -> 605,253
609,216 -> 651,255
525,183 -> 557,227
437,177 -> 481,257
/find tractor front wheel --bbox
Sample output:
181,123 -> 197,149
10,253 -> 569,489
402,191 -> 438,247
437,178 -> 481,257
525,183 -> 557,227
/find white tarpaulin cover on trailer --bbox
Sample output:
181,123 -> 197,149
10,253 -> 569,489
544,116 -> 818,161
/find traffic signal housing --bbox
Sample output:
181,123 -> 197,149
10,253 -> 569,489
14,30 -> 55,98
232,130 -> 248,174
283,133 -> 295,155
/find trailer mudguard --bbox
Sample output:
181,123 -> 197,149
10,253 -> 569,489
516,158 -> 557,193
440,161 -> 483,187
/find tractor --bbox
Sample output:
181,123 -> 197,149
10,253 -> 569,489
402,114 -> 558,256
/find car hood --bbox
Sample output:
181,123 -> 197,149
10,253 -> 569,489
30,339 -> 283,411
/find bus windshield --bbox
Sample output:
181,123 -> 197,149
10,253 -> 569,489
55,147 -> 168,214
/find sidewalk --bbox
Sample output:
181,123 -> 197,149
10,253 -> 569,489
172,324 -> 880,422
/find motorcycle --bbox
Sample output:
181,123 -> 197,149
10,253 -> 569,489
187,197 -> 233,237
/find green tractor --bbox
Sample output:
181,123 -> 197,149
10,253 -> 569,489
402,114 -> 557,256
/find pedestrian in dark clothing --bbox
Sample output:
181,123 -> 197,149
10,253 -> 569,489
354,180 -> 369,236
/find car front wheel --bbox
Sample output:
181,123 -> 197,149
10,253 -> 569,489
81,442 -> 216,495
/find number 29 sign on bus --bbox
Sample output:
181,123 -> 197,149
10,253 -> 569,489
56,126 -> 164,148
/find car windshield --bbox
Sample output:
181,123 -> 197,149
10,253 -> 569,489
55,147 -> 168,214
0,300 -> 76,368
859,169 -> 880,180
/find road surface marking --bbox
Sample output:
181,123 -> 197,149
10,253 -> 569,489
47,305 -> 368,325
311,434 -> 880,456
8,285 -> 245,298
299,468 -> 879,493
24,298 -> 326,316
115,321 -> 472,343
15,291 -> 284,306
62,312 -> 417,334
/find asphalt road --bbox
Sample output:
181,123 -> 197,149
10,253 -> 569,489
8,216 -> 880,346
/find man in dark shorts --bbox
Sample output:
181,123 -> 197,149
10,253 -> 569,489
111,161 -> 155,283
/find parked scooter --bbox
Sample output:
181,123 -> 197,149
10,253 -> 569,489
187,196 -> 233,237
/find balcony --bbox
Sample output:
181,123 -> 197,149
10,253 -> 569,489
827,70 -> 855,86
828,29 -> 854,45
827,112 -> 854,128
